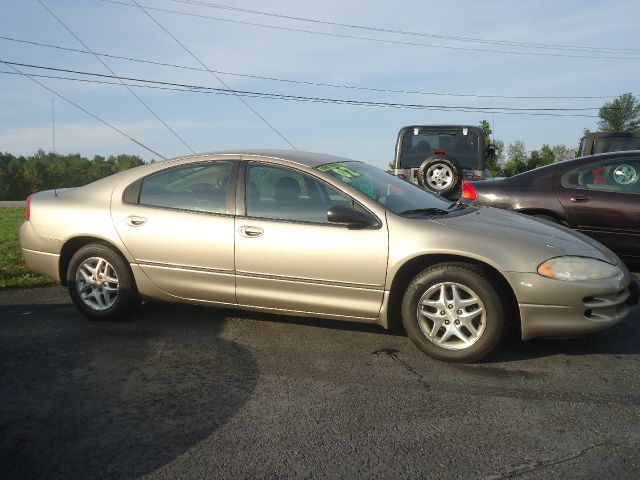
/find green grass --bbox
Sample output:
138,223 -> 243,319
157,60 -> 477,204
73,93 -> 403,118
0,208 -> 55,289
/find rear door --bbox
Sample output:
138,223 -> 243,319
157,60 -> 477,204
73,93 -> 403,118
111,159 -> 238,304
555,156 -> 640,264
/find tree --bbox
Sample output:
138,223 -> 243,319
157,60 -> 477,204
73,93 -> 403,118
0,151 -> 145,200
503,141 -> 528,177
551,145 -> 575,162
479,120 -> 503,176
598,92 -> 640,132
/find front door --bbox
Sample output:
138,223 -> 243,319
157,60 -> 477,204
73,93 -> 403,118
235,161 -> 388,319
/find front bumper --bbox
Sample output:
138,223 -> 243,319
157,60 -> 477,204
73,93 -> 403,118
505,271 -> 635,340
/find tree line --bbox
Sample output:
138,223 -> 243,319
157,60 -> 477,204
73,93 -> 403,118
0,150 -> 145,200
482,92 -> 640,177
480,121 -> 575,177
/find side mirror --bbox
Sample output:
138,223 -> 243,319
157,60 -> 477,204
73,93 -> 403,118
486,146 -> 496,157
327,205 -> 375,229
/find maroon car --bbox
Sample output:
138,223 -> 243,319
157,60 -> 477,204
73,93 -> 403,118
463,151 -> 640,268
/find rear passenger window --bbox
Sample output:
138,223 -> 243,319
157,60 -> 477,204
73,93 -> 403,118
575,158 -> 640,194
245,163 -> 352,223
138,162 -> 232,213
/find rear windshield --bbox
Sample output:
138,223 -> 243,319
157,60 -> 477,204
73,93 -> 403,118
593,136 -> 640,154
398,128 -> 480,169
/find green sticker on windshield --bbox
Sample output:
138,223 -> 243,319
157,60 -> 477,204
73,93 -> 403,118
317,163 -> 362,178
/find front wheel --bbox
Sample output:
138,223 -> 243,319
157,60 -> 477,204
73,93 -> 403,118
401,263 -> 506,362
67,244 -> 139,320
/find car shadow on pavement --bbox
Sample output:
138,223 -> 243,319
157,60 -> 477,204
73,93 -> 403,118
177,302 -> 640,363
485,308 -> 640,363
0,301 -> 258,480
215,301 -> 640,364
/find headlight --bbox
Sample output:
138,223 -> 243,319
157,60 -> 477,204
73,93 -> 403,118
538,256 -> 620,281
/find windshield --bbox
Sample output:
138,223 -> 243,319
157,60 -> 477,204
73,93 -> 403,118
398,128 -> 480,169
317,161 -> 453,216
593,136 -> 640,154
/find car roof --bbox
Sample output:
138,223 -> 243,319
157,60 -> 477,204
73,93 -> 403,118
399,125 -> 483,133
162,150 -> 357,168
581,132 -> 640,139
507,149 -> 640,180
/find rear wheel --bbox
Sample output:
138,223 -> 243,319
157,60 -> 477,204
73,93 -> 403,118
67,244 -> 139,320
401,263 -> 506,362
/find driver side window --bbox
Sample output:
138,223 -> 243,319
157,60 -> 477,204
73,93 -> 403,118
245,163 -> 353,223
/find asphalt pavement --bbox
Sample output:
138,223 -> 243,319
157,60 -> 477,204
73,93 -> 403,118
1,286 -> 639,480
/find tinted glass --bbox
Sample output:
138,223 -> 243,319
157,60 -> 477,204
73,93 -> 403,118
593,137 -> 640,154
575,158 -> 640,194
139,161 -> 232,213
317,161 -> 453,215
399,128 -> 480,169
245,163 -> 353,223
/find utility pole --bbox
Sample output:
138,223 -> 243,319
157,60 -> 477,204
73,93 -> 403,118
491,114 -> 495,143
51,98 -> 55,152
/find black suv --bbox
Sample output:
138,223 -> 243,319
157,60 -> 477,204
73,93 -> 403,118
578,132 -> 640,156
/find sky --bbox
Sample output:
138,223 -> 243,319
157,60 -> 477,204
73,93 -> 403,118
1,0 -> 639,169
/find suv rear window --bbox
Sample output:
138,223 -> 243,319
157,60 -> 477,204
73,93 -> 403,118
399,129 -> 479,169
593,136 -> 640,154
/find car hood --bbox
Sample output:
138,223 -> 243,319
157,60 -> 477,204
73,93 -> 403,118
432,206 -> 619,265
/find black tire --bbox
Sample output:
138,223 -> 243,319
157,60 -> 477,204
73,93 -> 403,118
401,262 -> 506,362
417,154 -> 462,195
67,243 -> 139,321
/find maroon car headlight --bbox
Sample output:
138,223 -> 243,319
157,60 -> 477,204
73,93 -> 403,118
538,256 -> 621,281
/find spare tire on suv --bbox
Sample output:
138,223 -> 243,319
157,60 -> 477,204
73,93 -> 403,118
417,153 -> 462,196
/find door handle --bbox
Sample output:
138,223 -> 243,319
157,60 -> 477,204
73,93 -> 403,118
239,226 -> 264,238
570,195 -> 591,203
126,215 -> 147,226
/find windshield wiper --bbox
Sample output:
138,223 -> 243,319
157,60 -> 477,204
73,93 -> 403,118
398,208 -> 450,216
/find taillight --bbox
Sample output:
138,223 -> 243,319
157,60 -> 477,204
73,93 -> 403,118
434,149 -> 446,155
25,194 -> 33,221
461,180 -> 477,200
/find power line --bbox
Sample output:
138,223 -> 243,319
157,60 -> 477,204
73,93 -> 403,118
131,0 -> 297,150
37,0 -> 195,154
0,68 -> 599,118
2,62 -> 166,159
166,0 -> 640,55
168,0 -> 640,55
96,0 -> 640,61
0,62 -> 601,118
0,36 -> 624,101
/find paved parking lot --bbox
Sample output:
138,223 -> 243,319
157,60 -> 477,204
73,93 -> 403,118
1,285 -> 639,479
